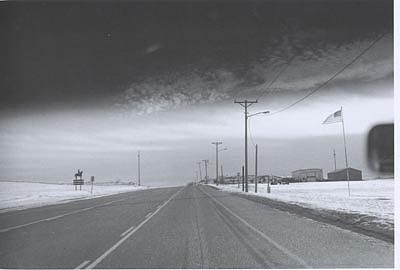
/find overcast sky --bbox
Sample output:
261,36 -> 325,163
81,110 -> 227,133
0,0 -> 393,185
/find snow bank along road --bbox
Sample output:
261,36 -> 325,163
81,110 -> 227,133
0,184 -> 393,268
0,181 -> 149,213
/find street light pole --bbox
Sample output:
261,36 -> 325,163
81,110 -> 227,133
255,144 -> 258,193
235,100 -> 258,192
221,165 -> 224,184
248,110 -> 269,193
137,151 -> 141,186
212,142 -> 223,185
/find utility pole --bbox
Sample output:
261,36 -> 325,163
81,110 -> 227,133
197,162 -> 203,182
333,149 -> 337,171
255,144 -> 258,193
138,151 -> 141,186
203,159 -> 209,184
242,165 -> 245,192
212,142 -> 223,185
237,172 -> 240,188
235,100 -> 258,192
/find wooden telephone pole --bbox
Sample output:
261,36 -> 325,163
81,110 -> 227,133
234,100 -> 258,192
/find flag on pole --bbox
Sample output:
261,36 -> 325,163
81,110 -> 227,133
322,109 -> 342,124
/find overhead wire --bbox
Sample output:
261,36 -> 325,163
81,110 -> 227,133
266,32 -> 389,117
247,32 -> 388,148
255,56 -> 295,101
248,57 -> 295,147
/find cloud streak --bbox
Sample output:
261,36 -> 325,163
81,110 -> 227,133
114,33 -> 392,115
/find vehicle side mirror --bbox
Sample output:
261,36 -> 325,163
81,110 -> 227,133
367,124 -> 394,173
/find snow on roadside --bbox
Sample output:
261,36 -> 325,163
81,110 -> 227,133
208,179 -> 394,226
0,181 -> 151,213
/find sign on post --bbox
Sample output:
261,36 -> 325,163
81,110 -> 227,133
73,179 -> 84,190
90,176 -> 94,194
73,169 -> 84,190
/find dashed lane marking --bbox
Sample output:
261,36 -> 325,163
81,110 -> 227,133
120,226 -> 135,237
85,187 -> 185,269
75,260 -> 91,269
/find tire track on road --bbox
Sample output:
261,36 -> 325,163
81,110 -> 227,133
198,185 -> 310,268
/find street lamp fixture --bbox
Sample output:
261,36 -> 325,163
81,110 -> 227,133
248,110 -> 270,118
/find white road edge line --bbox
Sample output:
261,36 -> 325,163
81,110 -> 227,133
120,225 -> 135,237
75,260 -> 91,269
199,186 -> 311,268
145,212 -> 153,218
0,199 -> 125,233
86,187 -> 185,269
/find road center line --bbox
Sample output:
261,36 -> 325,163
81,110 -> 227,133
0,199 -> 126,233
85,187 -> 185,269
199,186 -> 311,268
145,212 -> 152,218
120,225 -> 135,237
75,260 -> 91,269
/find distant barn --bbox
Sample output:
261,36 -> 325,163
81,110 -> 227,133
327,167 -> 362,181
291,168 -> 323,182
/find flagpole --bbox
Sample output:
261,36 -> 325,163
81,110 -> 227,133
341,106 -> 351,197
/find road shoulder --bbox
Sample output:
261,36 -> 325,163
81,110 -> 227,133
208,185 -> 394,244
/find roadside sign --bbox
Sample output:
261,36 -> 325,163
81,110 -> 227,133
73,179 -> 84,185
73,179 -> 84,190
90,176 -> 94,194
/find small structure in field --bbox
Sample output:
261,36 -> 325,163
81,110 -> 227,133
327,167 -> 362,181
292,168 -> 323,182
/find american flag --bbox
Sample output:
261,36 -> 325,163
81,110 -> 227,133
322,109 -> 342,124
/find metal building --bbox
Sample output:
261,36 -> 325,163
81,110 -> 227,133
327,167 -> 362,181
291,168 -> 323,182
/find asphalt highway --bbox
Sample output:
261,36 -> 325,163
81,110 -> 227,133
0,184 -> 394,268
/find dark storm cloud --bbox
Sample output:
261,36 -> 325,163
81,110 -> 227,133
1,0 -> 393,112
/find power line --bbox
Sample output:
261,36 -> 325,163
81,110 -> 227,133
256,57 -> 295,101
246,32 -> 388,153
231,56 -> 294,102
266,32 -> 388,116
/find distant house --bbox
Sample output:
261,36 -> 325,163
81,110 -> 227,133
291,168 -> 323,182
327,167 -> 362,181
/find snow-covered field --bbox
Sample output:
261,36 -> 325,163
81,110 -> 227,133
0,181 -> 151,213
209,179 -> 394,225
